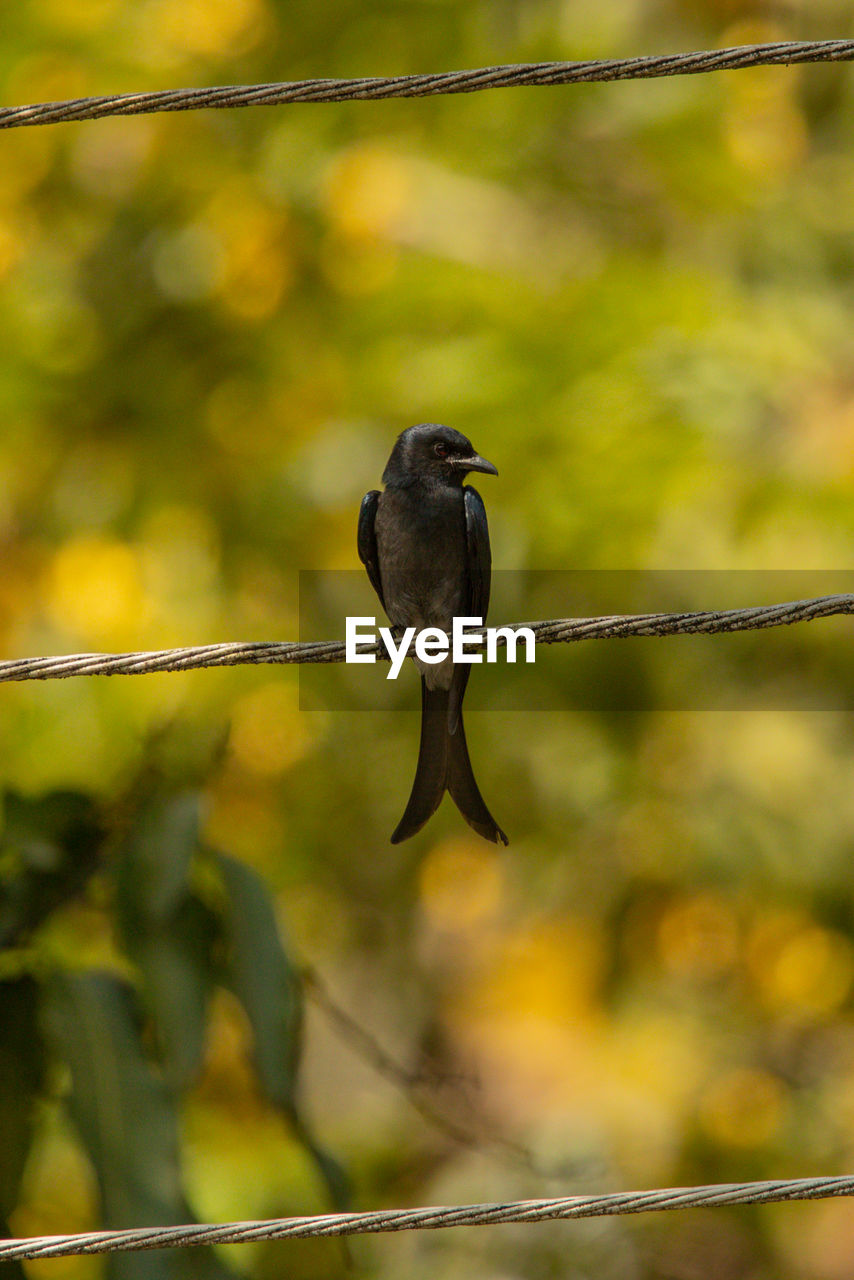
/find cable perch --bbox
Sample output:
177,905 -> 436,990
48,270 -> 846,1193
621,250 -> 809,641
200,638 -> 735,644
0,594 -> 851,682
2,1175 -> 854,1259
1,40 -> 854,129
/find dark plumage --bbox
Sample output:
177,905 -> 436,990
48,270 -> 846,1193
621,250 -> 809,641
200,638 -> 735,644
358,423 -> 508,844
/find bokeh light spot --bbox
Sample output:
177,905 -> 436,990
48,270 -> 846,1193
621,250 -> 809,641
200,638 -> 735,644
323,146 -> 413,240
699,1067 -> 787,1148
144,0 -> 271,59
419,837 -> 504,932
228,681 -> 319,776
657,892 -> 739,980
747,912 -> 854,1017
151,224 -> 225,302
45,536 -> 146,645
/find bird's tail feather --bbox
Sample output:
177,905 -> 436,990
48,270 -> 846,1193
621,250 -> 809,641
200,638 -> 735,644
390,682 -> 449,844
391,680 -> 508,845
446,714 -> 508,846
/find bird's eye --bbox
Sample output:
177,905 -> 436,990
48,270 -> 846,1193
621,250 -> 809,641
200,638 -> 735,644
432,441 -> 449,458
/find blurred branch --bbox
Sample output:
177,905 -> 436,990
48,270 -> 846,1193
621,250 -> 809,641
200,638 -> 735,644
1,595 -> 852,682
5,1175 -> 854,1258
2,41 -> 854,130
302,966 -> 542,1171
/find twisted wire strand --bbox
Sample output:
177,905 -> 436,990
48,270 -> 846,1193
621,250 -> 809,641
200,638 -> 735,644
0,594 -> 850,683
3,1175 -> 854,1258
1,40 -> 853,129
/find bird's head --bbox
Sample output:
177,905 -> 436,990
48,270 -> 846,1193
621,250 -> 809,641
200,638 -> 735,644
382,423 -> 498,487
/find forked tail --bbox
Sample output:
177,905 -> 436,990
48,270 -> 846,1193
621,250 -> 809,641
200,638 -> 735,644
391,680 -> 508,845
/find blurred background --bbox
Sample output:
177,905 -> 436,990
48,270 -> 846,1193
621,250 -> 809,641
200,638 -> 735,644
4,1 -> 854,1277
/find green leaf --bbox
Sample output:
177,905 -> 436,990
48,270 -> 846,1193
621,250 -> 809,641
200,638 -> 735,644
41,971 -> 234,1280
213,853 -> 348,1209
134,896 -> 218,1090
0,976 -> 46,1217
213,852 -> 302,1109
0,791 -> 103,947
117,794 -> 200,928
2,791 -> 102,855
0,976 -> 47,1280
113,792 -> 212,1090
41,972 -> 181,1226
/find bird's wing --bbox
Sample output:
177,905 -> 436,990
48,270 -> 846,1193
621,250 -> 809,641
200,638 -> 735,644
464,485 -> 491,621
357,490 -> 385,610
447,485 -> 492,734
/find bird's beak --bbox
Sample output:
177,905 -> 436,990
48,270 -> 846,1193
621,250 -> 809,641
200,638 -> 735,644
460,453 -> 499,477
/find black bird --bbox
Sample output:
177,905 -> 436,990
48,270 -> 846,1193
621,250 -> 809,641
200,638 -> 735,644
358,423 -> 508,845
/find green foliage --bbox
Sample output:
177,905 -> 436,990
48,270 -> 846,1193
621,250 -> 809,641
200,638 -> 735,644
214,850 -> 347,1207
115,792 -> 214,1087
41,970 -> 228,1280
0,792 -> 104,948
0,975 -> 45,1280
215,850 -> 303,1110
0,779 -> 340,1277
